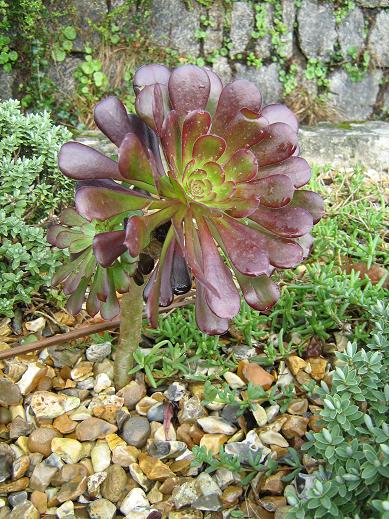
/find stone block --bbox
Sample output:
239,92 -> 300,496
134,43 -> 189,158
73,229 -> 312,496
368,11 -> 389,67
297,0 -> 337,61
204,3 -> 225,56
234,62 -> 283,105
337,7 -> 365,57
0,71 -> 14,100
230,1 -> 254,56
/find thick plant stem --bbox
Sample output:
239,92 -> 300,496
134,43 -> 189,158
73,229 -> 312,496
114,279 -> 144,390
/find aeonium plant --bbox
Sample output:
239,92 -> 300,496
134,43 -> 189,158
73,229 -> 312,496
48,64 -> 323,388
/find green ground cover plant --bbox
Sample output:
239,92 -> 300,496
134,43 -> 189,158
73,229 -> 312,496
0,99 -> 73,317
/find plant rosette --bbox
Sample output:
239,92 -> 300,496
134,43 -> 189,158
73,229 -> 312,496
49,64 -> 324,334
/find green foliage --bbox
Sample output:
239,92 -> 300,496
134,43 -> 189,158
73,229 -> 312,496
305,58 -> 329,88
344,49 -> 370,82
332,0 -> 356,24
286,301 -> 389,518
0,99 -> 73,316
51,26 -> 77,63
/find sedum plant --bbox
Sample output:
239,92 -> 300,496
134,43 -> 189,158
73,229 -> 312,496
49,64 -> 323,387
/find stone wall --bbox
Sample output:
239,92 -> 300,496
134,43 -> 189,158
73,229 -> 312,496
1,0 -> 388,122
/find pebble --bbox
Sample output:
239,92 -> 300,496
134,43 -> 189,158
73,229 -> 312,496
166,382 -> 186,402
94,373 -> 112,393
51,438 -> 84,464
56,500 -> 74,518
259,471 -> 286,495
30,392 -> 80,419
197,417 -> 237,435
28,427 -> 61,457
287,399 -> 309,415
154,423 -> 176,442
308,357 -> 327,381
238,360 -> 273,389
17,363 -> 47,395
101,464 -> 127,502
76,417 -> 117,441
259,430 -> 289,448
129,463 -> 151,491
91,441 -> 111,472
70,361 -> 93,381
286,356 -> 307,376
30,490 -> 47,514
112,445 -> 139,466
136,396 -> 160,416
266,404 -> 280,422
0,408 -> 12,424
121,416 -> 151,448
0,477 -> 29,493
12,455 -> 30,480
252,403 -> 268,426
120,488 -> 149,515
86,342 -> 112,363
69,405 -> 91,421
148,440 -> 187,460
221,485 -> 243,506
117,380 -> 146,410
0,378 -> 22,406
87,471 -> 107,496
9,416 -> 33,439
178,396 -> 207,424
9,501 -> 39,519
147,402 -> 165,423
139,453 -> 175,480
225,431 -> 271,465
89,498 -> 116,519
8,490 -> 27,507
199,434 -> 228,455
276,362 -> 294,387
223,372 -> 246,389
0,444 -> 14,482
30,461 -> 58,492
53,414 -> 77,434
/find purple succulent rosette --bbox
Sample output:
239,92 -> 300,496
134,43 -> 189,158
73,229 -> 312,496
51,64 -> 323,334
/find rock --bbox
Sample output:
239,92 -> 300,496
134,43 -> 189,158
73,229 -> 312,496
212,57 -> 232,85
57,472 -> 87,503
357,0 -> 387,5
148,441 -> 187,460
9,416 -> 33,439
173,473 -> 222,511
94,373 -> 112,393
368,11 -> 389,67
9,502 -> 39,519
76,417 -> 117,441
235,62 -> 283,105
99,464 -> 127,502
11,455 -> 30,480
53,414 -> 77,434
91,441 -> 111,473
117,380 -> 146,410
16,363 -> 47,395
48,346 -> 82,368
0,378 -> 22,406
259,430 -> 289,448
252,404 -> 268,427
0,70 -> 14,99
197,417 -> 237,435
147,403 -> 165,423
87,471 -> 107,496
136,396 -> 160,416
225,431 -> 270,465
259,495 -> 287,512
30,459 -> 59,491
238,360 -> 273,389
56,500 -> 74,518
309,415 -> 323,432
266,404 -> 280,423
221,485 -> 243,506
150,0 -> 200,57
276,362 -> 294,387
223,372 -> 246,389
28,427 -> 61,457
286,356 -> 307,376
106,432 -> 126,451
204,3 -> 225,55
0,408 -> 11,425
122,416 -> 151,448
166,382 -> 186,402
51,438 -> 84,464
329,69 -> 382,122
337,7 -> 365,57
71,361 -> 93,381
31,391 -> 80,419
89,498 -> 116,519
297,0 -> 336,60
112,444 -> 139,466
178,396 -> 207,424
30,490 -> 47,514
139,454 -> 175,480
230,1 -> 254,55
86,342 -> 112,362
307,357 -> 328,381
0,477 -> 29,493
8,491 -> 27,507
69,405 -> 91,421
287,398 -> 309,415
148,483 -> 164,504
282,415 -> 309,439
120,487 -> 149,515
129,462 -> 151,491
259,471 -> 286,495
0,444 -> 15,482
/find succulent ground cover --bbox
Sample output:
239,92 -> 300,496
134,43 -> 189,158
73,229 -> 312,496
0,163 -> 387,518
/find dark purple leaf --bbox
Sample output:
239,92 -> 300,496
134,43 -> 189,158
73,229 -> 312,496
161,110 -> 182,172
195,283 -> 229,335
291,190 -> 324,223
266,235 -> 303,268
171,242 -> 192,295
205,68 -> 223,115
250,205 -> 313,238
257,157 -> 311,188
118,132 -> 155,186
86,282 -> 100,317
75,184 -> 150,221
58,142 -> 122,181
168,65 -> 211,116
237,273 -> 280,311
238,174 -> 295,208
159,239 -> 175,307
220,108 -> 267,157
94,96 -> 132,147
93,230 -> 127,267
250,122 -> 298,167
212,79 -> 262,136
133,64 -> 171,93
100,270 -> 120,320
212,215 -> 269,276
182,110 -> 211,165
66,277 -> 88,315
261,103 -> 298,132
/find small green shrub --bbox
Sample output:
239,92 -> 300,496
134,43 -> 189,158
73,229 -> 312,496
286,301 -> 389,518
0,99 -> 73,317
